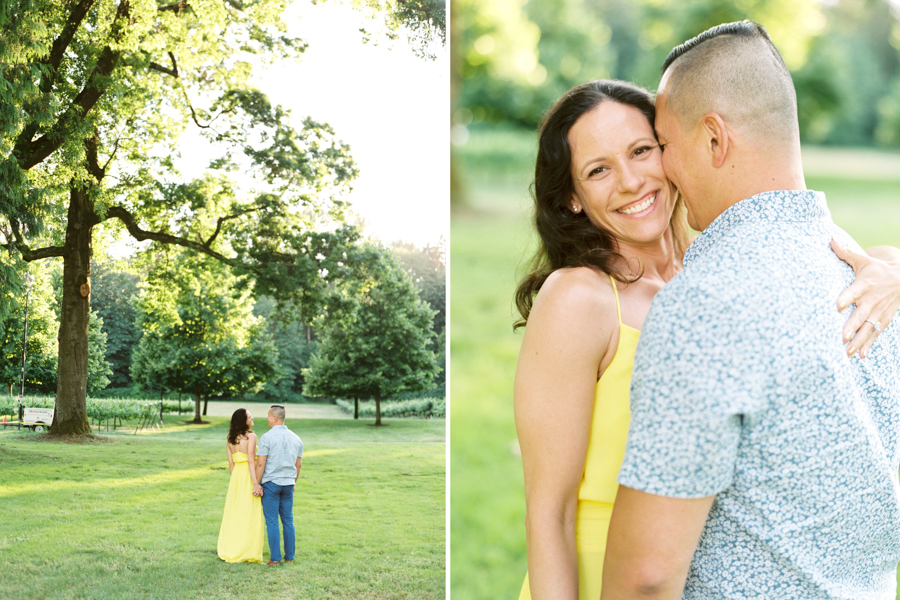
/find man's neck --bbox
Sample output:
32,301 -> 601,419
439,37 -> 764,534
703,153 -> 806,231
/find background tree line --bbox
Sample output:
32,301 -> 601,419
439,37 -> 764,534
452,0 -> 900,153
1,237 -> 445,418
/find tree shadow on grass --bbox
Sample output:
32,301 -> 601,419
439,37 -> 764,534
10,432 -> 115,444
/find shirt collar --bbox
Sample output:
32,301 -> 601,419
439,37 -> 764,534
684,190 -> 830,266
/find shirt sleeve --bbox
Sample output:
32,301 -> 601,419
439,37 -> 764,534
618,282 -> 769,498
257,433 -> 269,457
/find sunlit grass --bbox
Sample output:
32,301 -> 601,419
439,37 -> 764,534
451,127 -> 900,599
0,417 -> 444,600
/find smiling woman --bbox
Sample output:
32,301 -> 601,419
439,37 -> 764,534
512,79 -> 688,600
514,80 -> 689,331
567,101 -> 677,249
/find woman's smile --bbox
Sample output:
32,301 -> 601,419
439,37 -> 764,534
616,191 -> 658,216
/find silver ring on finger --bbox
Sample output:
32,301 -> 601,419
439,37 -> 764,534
865,319 -> 883,333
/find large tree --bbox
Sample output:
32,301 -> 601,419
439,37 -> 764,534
0,1 -> 369,435
131,249 -> 280,423
304,244 -> 439,425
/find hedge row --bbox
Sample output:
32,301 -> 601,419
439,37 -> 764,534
335,397 -> 445,419
0,396 -> 189,422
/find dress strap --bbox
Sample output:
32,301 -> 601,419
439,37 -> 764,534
608,274 -> 623,326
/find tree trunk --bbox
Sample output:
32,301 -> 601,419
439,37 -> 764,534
449,0 -> 467,208
7,383 -> 11,397
192,385 -> 203,424
354,397 -> 359,420
374,391 -> 383,426
202,395 -> 208,416
50,186 -> 96,436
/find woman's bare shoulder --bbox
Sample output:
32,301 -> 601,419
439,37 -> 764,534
533,267 -> 618,321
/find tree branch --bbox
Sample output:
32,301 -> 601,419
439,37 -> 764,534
149,51 -> 179,77
204,208 -> 259,248
178,86 -> 212,129
84,133 -> 104,181
106,206 -> 246,269
102,136 -> 122,174
14,0 -> 99,151
159,1 -> 190,13
17,0 -> 131,171
45,0 -> 99,91
7,219 -> 66,261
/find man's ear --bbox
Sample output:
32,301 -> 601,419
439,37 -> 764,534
701,113 -> 729,168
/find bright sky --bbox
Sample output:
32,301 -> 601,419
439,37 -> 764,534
109,2 -> 446,259
251,2 -> 448,248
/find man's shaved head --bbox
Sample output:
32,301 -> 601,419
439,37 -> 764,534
660,21 -> 798,146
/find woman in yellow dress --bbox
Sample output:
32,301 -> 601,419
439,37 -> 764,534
513,79 -> 900,600
217,408 -> 264,563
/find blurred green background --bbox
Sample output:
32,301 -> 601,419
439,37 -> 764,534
449,0 -> 900,598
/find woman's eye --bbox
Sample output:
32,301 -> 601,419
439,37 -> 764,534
589,166 -> 607,176
634,146 -> 654,156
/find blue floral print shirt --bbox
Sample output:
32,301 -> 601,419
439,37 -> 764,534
619,190 -> 900,599
258,425 -> 304,486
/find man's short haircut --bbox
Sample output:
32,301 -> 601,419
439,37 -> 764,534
660,20 -> 798,145
270,405 -> 286,421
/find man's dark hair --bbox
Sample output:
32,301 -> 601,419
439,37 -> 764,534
661,20 -> 775,75
658,20 -> 797,145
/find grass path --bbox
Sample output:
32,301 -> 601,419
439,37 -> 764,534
0,417 -> 444,600
201,400 -> 349,420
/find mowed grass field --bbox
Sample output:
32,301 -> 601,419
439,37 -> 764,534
450,127 -> 900,599
0,415 -> 445,600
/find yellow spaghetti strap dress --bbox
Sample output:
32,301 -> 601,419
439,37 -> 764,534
217,450 -> 264,563
519,276 -> 638,600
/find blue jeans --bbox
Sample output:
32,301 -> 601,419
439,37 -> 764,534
261,481 -> 295,562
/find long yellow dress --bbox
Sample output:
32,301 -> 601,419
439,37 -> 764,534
217,451 -> 264,563
519,276 -> 638,600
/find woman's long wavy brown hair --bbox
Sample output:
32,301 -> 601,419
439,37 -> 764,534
227,408 -> 252,445
514,80 -> 689,329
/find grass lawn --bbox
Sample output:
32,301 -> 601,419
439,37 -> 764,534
0,416 -> 445,600
450,126 -> 900,599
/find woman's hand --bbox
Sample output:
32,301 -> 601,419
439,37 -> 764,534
831,240 -> 900,358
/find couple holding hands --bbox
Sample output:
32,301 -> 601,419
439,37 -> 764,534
515,21 -> 900,600
217,405 -> 304,566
